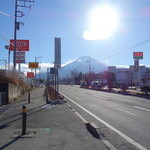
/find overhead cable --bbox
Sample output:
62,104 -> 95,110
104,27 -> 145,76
101,38 -> 150,61
0,10 -> 14,18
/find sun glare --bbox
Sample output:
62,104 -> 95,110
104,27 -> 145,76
83,5 -> 119,40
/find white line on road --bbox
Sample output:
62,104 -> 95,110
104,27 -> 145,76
133,106 -> 150,112
67,102 -> 118,150
115,107 -> 140,118
60,92 -> 148,150
75,111 -> 88,124
92,95 -> 108,99
102,140 -> 117,150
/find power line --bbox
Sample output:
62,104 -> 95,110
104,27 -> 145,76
0,34 -> 12,45
0,10 -> 14,18
101,38 -> 150,61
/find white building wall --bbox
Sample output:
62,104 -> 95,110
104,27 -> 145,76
108,65 -> 150,85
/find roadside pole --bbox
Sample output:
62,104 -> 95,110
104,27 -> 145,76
28,90 -> 30,103
133,52 -> 143,87
22,105 -> 27,135
54,37 -> 61,95
56,69 -> 59,93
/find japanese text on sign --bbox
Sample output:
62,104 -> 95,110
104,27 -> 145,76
29,62 -> 39,68
9,39 -> 29,51
133,52 -> 143,59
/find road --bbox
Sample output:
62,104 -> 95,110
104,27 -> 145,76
60,85 -> 150,150
0,87 -> 108,150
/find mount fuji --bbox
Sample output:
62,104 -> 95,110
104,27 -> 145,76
59,56 -> 107,78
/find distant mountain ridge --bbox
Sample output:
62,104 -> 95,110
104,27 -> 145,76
59,56 -> 107,78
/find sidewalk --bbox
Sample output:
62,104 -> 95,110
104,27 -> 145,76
0,87 -> 107,150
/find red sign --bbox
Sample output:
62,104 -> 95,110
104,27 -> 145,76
9,39 -> 29,51
27,72 -> 34,78
133,52 -> 143,59
133,52 -> 143,56
16,60 -> 25,63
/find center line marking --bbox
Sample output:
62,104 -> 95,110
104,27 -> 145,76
133,106 -> 150,112
60,92 -> 148,150
92,95 -> 108,99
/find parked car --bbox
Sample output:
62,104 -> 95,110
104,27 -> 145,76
91,81 -> 103,89
141,86 -> 150,95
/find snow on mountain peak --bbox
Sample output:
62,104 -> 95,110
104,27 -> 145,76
77,56 -> 95,61
59,56 -> 107,78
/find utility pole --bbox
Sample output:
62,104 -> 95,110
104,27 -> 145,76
86,60 -> 91,86
87,60 -> 91,73
13,0 -> 34,71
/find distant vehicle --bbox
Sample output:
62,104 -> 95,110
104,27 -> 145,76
141,86 -> 150,95
80,80 -> 87,88
91,81 -> 103,89
140,80 -> 150,95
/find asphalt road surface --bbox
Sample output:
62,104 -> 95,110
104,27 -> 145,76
0,87 -> 108,150
60,85 -> 150,150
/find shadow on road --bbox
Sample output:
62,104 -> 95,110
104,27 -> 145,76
0,104 -> 46,130
85,123 -> 100,139
0,136 -> 21,150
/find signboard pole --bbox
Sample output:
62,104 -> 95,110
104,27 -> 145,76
138,66 -> 141,87
19,63 -> 21,72
54,38 -> 61,94
18,51 -> 21,71
56,69 -> 59,92
13,0 -> 18,70
133,52 -> 143,87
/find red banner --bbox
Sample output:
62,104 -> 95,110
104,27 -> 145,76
133,52 -> 143,56
9,39 -> 29,51
27,72 -> 34,78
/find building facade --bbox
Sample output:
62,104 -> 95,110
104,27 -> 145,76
108,65 -> 150,86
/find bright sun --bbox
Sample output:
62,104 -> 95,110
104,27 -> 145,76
83,5 -> 119,40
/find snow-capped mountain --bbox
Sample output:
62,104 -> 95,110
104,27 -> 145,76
59,56 -> 107,78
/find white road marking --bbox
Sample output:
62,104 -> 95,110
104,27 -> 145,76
66,103 -> 72,108
115,107 -> 140,118
60,92 -> 148,150
75,112 -> 88,124
66,103 -> 118,150
102,140 -> 117,150
92,95 -> 108,99
133,106 -> 150,112
84,92 -> 108,100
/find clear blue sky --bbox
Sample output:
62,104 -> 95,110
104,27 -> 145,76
0,0 -> 150,70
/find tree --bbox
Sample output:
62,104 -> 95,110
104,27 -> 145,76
128,71 -> 135,89
74,72 -> 83,85
105,71 -> 116,91
70,69 -> 79,85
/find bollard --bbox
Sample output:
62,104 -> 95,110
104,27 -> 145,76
22,105 -> 27,135
28,90 -> 30,103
